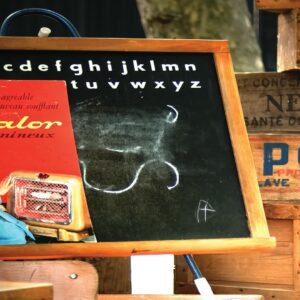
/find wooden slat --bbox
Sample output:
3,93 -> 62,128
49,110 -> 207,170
212,283 -> 295,300
0,281 -> 53,300
98,295 -> 264,300
0,37 -> 229,53
194,250 -> 293,286
0,261 -> 98,300
256,0 -> 300,11
0,237 -> 276,260
268,219 -> 293,242
293,220 -> 300,291
175,279 -> 294,296
264,202 -> 300,220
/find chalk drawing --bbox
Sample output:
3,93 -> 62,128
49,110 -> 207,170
75,101 -> 180,194
195,200 -> 216,223
81,159 -> 179,194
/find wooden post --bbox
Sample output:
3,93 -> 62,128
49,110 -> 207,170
278,9 -> 300,71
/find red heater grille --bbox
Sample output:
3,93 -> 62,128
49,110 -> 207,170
13,178 -> 71,225
6,172 -> 92,241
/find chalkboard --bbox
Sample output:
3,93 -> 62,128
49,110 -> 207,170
0,38 -> 274,258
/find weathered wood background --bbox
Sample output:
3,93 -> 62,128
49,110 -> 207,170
237,72 -> 300,133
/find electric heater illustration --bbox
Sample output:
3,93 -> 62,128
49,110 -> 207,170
7,172 -> 92,242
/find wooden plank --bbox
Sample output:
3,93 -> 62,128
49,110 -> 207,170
236,72 -> 300,133
175,279 -> 294,296
176,275 -> 296,298
0,281 -> 53,300
249,134 -> 300,201
0,237 -> 276,260
0,261 -> 98,300
98,295 -> 264,300
278,9 -> 300,71
0,37 -> 229,53
264,202 -> 300,219
256,0 -> 300,11
193,250 -> 293,286
293,220 -> 300,291
211,283 -> 296,300
297,11 -> 300,67
85,258 -> 131,294
268,219 -> 293,241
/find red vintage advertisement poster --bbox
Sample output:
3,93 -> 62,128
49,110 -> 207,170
0,80 -> 95,244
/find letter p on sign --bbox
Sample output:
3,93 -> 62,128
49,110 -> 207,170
264,143 -> 289,176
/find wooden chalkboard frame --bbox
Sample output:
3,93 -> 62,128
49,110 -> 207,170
0,38 -> 275,259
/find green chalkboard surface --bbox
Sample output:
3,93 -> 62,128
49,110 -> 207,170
0,38 -> 274,258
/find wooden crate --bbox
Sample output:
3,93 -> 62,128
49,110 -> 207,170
278,9 -> 300,71
175,205 -> 300,300
236,72 -> 300,133
237,72 -> 300,201
256,0 -> 300,11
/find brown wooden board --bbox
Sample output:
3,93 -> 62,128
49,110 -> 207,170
256,0 -> 300,11
0,281 -> 53,300
0,38 -> 274,259
99,295 -> 264,300
237,72 -> 300,133
278,9 -> 300,71
0,261 -> 98,300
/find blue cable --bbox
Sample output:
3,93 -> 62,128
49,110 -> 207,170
184,254 -> 203,279
0,8 -> 80,37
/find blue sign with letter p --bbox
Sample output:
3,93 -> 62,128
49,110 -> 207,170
264,143 -> 289,176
